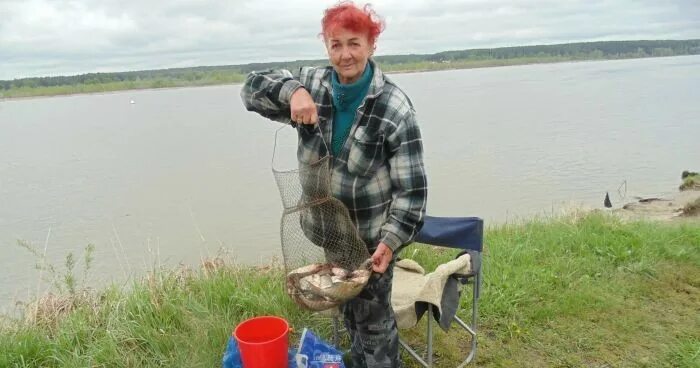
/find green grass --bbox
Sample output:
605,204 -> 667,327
1,213 -> 699,367
681,174 -> 700,191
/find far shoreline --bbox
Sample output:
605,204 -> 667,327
2,54 -> 696,102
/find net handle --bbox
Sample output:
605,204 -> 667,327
271,122 -> 330,170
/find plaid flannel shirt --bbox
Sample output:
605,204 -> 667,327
241,59 -> 427,252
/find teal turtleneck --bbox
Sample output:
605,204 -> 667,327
330,62 -> 373,156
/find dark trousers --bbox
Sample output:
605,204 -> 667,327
342,261 -> 401,368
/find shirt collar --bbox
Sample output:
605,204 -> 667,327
321,58 -> 385,99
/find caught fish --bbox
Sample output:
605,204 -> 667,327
286,258 -> 373,311
331,267 -> 349,278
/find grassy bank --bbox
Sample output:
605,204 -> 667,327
1,213 -> 699,367
681,174 -> 700,191
1,74 -> 246,99
684,198 -> 700,217
1,56 -> 581,99
3,38 -> 699,99
381,55 -> 582,74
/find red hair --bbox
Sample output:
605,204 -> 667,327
321,2 -> 385,45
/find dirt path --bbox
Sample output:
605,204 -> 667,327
613,189 -> 700,221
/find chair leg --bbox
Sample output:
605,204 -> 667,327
399,266 -> 482,367
399,338 -> 429,367
454,268 -> 480,367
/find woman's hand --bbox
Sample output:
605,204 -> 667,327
371,242 -> 393,273
290,88 -> 318,125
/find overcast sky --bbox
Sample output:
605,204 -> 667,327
1,0 -> 699,80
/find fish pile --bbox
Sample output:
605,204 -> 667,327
286,259 -> 372,311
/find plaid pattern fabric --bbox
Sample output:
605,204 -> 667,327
241,59 -> 427,252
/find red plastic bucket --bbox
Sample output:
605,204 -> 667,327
233,316 -> 290,368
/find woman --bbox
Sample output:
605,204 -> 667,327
241,2 -> 427,367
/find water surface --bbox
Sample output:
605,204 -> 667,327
1,55 -> 698,310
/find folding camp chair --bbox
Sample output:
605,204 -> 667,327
332,216 -> 483,367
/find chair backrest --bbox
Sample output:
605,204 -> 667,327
414,216 -> 483,252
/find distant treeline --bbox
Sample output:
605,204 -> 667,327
2,39 -> 698,98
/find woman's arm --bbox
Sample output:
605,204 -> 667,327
240,68 -> 319,125
240,69 -> 304,124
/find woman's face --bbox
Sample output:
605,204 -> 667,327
325,28 -> 373,84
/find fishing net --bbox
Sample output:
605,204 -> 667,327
272,127 -> 372,311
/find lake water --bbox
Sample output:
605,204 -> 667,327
1,56 -> 699,311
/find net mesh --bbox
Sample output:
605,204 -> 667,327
273,152 -> 371,311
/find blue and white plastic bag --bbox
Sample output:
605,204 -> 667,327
295,328 -> 345,368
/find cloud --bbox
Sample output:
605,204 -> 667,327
1,0 -> 699,79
